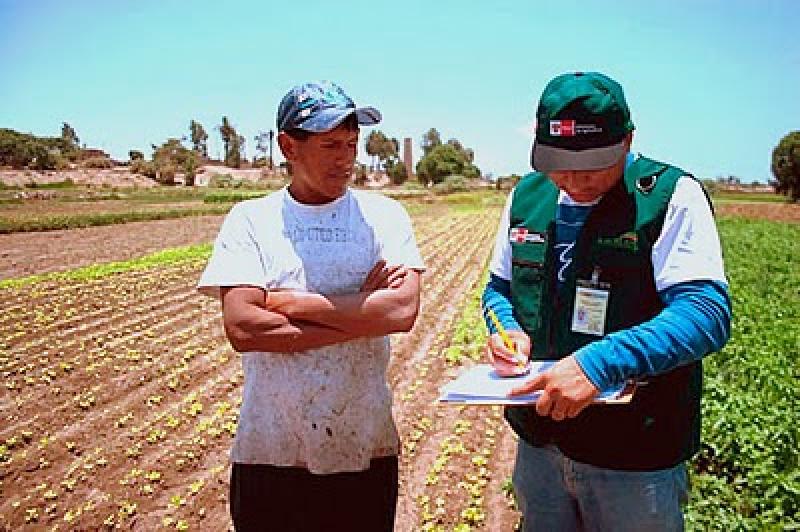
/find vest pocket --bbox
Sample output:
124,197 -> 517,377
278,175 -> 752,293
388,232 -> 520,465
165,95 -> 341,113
510,242 -> 547,333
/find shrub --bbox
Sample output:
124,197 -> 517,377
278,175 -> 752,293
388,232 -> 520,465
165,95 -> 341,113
207,173 -> 235,188
82,156 -> 114,169
130,159 -> 157,179
387,160 -> 408,185
435,175 -> 469,194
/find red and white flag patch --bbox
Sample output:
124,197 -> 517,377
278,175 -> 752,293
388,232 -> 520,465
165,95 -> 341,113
550,120 -> 576,136
509,227 -> 546,244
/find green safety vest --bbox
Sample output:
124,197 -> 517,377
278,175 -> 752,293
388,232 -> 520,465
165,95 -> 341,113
506,155 -> 703,471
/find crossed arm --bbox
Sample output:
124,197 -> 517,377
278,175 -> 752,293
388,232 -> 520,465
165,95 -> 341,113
220,261 -> 422,353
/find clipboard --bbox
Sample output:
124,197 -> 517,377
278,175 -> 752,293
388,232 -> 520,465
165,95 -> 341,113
437,362 -> 636,405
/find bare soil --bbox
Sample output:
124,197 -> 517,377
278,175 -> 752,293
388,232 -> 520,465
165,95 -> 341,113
0,206 -> 521,531
0,169 -> 156,188
716,201 -> 800,222
4,196 -> 790,529
0,216 -> 225,280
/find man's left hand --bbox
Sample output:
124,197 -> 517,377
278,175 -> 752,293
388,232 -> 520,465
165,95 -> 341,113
361,260 -> 408,292
509,355 -> 599,421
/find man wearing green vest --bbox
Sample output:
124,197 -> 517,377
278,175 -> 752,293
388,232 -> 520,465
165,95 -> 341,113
483,72 -> 732,530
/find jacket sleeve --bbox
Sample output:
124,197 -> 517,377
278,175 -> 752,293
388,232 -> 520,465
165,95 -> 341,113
573,279 -> 732,390
481,273 -> 522,334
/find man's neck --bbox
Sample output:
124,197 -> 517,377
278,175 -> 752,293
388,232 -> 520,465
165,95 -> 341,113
287,183 -> 347,206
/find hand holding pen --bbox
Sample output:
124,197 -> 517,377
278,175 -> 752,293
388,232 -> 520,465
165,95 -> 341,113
484,308 -> 531,377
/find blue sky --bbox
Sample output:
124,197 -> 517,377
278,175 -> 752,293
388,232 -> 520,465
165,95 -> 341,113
1,0 -> 798,182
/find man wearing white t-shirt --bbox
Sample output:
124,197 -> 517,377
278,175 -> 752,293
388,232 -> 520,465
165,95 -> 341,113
198,81 -> 424,531
483,72 -> 732,530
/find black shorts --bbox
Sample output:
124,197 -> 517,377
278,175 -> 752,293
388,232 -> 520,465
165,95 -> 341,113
230,456 -> 398,532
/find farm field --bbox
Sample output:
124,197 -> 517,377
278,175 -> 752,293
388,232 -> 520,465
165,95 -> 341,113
1,191 -> 798,530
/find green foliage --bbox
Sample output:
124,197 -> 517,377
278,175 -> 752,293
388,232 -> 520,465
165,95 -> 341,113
771,130 -> 800,201
700,178 -> 719,195
251,156 -> 272,168
387,159 -> 408,185
0,128 -> 72,169
23,178 -> 75,189
711,191 -> 787,204
416,142 -> 480,185
0,205 -> 230,234
82,156 -> 114,169
129,159 -> 157,179
685,217 -> 800,528
253,130 -> 275,168
434,175 -> 469,194
365,130 -> 400,171
61,122 -> 80,150
206,173 -> 235,188
189,120 -> 208,158
0,244 -> 212,289
150,138 -> 199,185
421,127 -> 442,156
227,135 -> 244,168
203,190 -> 267,203
217,117 -> 244,168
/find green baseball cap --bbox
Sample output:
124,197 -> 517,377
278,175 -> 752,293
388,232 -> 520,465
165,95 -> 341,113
531,72 -> 635,172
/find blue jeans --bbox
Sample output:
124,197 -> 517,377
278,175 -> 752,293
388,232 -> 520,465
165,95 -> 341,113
513,440 -> 688,532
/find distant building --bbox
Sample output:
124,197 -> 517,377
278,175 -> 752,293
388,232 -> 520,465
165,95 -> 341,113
403,138 -> 413,179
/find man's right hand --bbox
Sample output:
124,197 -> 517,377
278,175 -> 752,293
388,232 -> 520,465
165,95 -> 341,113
486,329 -> 531,377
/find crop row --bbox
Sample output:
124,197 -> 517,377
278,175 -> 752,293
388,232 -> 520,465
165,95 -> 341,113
0,207 -> 505,530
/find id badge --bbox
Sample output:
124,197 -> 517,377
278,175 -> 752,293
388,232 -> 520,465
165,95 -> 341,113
571,268 -> 610,336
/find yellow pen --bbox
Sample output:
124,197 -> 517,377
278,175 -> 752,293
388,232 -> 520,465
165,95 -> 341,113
486,308 -> 528,367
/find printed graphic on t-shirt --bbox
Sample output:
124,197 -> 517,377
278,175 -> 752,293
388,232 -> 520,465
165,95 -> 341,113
283,226 -> 354,244
197,188 -> 425,474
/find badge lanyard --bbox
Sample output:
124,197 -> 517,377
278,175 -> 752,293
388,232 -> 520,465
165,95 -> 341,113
571,267 -> 610,336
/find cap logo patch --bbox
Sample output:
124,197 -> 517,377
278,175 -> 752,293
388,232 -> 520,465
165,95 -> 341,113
550,120 -> 575,136
550,120 -> 604,136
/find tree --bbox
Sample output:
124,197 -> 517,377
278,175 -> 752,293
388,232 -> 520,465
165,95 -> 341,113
365,130 -> 384,170
416,142 -> 481,186
129,150 -> 144,161
151,138 -> 199,185
0,128 -> 67,169
387,160 -> 408,185
217,116 -> 235,164
421,128 -> 442,156
217,117 -> 245,168
61,122 -> 80,151
353,163 -> 369,186
365,130 -> 400,172
772,131 -> 800,201
254,130 -> 274,168
189,120 -> 208,158
268,130 -> 275,169
224,134 -> 244,168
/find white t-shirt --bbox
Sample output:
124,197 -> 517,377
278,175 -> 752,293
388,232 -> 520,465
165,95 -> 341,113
198,187 -> 425,474
489,176 -> 727,291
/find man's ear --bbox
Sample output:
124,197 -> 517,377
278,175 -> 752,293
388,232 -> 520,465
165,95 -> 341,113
277,132 -> 295,160
624,131 -> 634,150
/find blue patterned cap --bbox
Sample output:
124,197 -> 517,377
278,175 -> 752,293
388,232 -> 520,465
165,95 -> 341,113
276,81 -> 381,133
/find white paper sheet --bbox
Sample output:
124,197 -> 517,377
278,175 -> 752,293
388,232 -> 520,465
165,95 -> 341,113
438,362 -> 629,405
